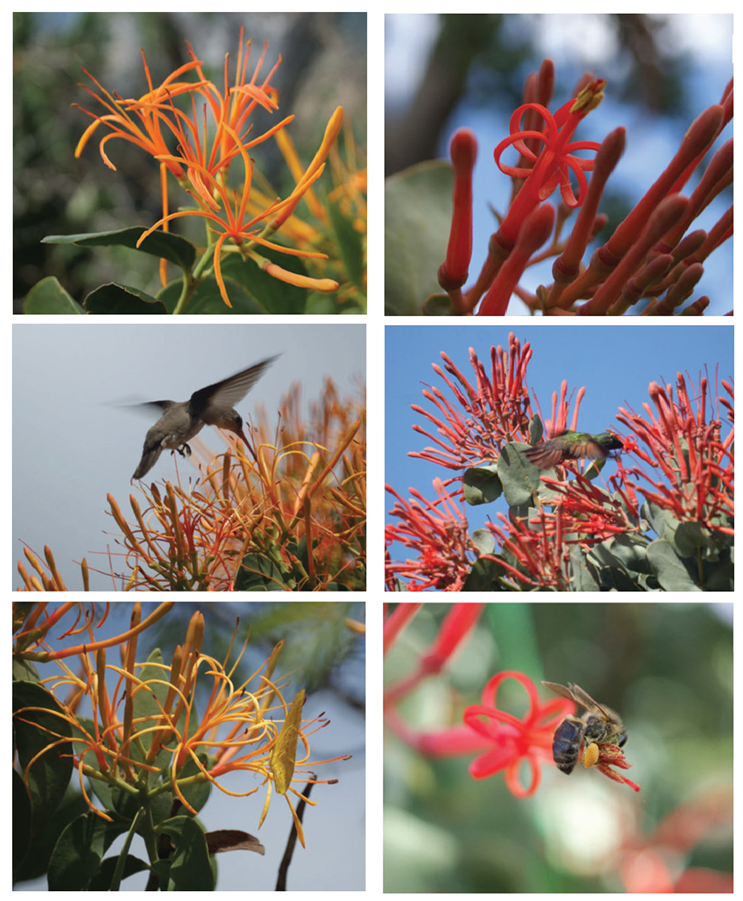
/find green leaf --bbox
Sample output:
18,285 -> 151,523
43,227 -> 196,272
673,521 -> 711,558
173,753 -> 212,815
157,274 -> 266,314
471,528 -> 495,555
585,543 -> 643,591
271,690 -> 305,794
83,282 -> 169,314
13,787 -> 90,884
642,501 -> 680,543
568,548 -> 601,591
498,443 -> 543,507
528,415 -> 544,446
233,553 -> 290,591
463,465 -> 502,506
463,557 -> 507,591
47,812 -> 127,890
161,817 -> 215,891
702,549 -> 734,591
13,769 -> 31,874
13,657 -> 39,683
422,292 -> 456,315
385,161 -> 454,314
24,276 -> 85,314
608,533 -> 652,575
646,539 -> 703,591
89,854 -> 150,890
328,198 -> 365,291
13,681 -> 73,828
128,648 -> 180,772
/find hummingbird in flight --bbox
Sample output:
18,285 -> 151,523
132,357 -> 276,479
524,431 -> 623,469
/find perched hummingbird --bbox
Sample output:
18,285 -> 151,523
524,431 -> 623,469
132,357 -> 276,479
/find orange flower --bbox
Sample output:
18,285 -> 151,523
14,606 -> 349,847
137,108 -> 344,306
76,27 -> 344,303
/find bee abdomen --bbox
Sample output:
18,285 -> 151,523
552,717 -> 583,774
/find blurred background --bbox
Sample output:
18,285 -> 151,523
14,601 -> 365,891
13,12 -> 366,310
384,602 -> 732,892
385,14 -> 732,314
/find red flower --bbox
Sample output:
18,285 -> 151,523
493,78 -> 605,249
438,128 -> 477,299
385,479 -> 474,591
462,671 -> 574,797
617,373 -> 734,534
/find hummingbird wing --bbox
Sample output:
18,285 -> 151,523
135,400 -> 178,415
189,357 -> 278,416
524,442 -> 565,469
569,436 -> 609,461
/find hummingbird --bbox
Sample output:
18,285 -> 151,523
132,357 -> 277,479
524,431 -> 623,469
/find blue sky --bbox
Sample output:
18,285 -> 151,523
386,322 -> 734,549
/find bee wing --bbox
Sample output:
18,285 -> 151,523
542,681 -> 580,703
567,683 -> 611,716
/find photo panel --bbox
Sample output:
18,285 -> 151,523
385,14 -> 732,316
13,600 -> 365,890
15,11 -> 366,316
13,322 -> 366,592
383,601 -> 732,892
385,322 -> 733,592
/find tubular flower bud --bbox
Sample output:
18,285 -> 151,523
438,128 -> 478,292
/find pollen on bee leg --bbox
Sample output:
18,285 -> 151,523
583,742 -> 600,768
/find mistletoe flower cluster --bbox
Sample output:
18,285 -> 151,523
384,605 -> 640,794
75,26 -> 343,306
437,58 -> 732,316
616,372 -> 734,534
386,336 -> 733,592
14,603 -> 348,849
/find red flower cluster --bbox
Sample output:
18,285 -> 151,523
436,58 -> 732,315
384,607 -> 642,796
616,373 -> 734,534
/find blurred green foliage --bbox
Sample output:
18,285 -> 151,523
384,603 -> 732,892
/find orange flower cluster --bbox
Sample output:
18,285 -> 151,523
75,26 -> 343,305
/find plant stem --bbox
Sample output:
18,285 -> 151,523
109,806 -> 143,890
171,272 -> 194,315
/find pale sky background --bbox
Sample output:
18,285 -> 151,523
13,323 -> 365,591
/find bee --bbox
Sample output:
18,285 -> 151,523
542,681 -> 627,774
